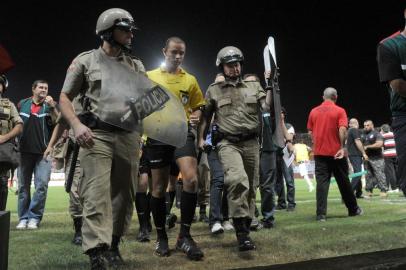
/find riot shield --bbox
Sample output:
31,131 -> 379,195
98,50 -> 187,147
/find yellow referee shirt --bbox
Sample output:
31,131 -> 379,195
146,67 -> 205,120
294,143 -> 310,163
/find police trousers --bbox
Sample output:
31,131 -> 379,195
65,150 -> 83,218
79,129 -> 140,252
217,138 -> 259,219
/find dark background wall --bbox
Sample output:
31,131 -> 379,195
1,1 -> 404,131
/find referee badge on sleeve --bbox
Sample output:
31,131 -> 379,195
180,90 -> 189,105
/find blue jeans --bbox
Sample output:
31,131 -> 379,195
275,154 -> 296,208
259,151 -> 276,221
17,153 -> 52,222
207,149 -> 229,226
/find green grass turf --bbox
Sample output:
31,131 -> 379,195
6,179 -> 406,270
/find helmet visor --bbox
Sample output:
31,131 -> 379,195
115,18 -> 137,32
222,55 -> 243,64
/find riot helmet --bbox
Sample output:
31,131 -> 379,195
0,75 -> 8,92
216,46 -> 244,68
96,8 -> 137,52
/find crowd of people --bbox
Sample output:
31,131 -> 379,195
1,6 -> 406,270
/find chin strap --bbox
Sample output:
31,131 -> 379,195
101,31 -> 132,54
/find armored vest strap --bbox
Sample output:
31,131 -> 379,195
0,98 -> 12,135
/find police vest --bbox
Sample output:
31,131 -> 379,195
0,98 -> 12,135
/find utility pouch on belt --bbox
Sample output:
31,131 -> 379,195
211,124 -> 224,146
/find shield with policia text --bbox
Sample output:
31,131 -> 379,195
98,51 -> 187,147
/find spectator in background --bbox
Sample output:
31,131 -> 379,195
16,79 -> 58,230
362,120 -> 388,198
346,118 -> 368,198
307,87 -> 362,221
294,135 -> 314,192
381,124 -> 399,192
275,108 -> 296,211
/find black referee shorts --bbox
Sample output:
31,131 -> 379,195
139,151 -> 151,176
144,131 -> 197,172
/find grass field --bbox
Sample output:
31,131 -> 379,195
6,179 -> 406,270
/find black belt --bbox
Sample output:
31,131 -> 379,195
93,119 -> 127,133
224,132 -> 257,143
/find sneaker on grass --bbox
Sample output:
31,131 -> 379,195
16,219 -> 28,230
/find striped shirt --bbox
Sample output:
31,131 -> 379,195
382,132 -> 397,158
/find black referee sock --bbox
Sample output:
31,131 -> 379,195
146,192 -> 151,219
179,191 -> 197,238
135,192 -> 150,229
150,195 -> 167,239
165,191 -> 176,215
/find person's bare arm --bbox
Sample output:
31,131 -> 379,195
45,95 -> 59,123
259,90 -> 272,112
355,139 -> 368,160
59,92 -> 93,148
0,123 -> 22,144
334,126 -> 347,159
43,123 -> 67,159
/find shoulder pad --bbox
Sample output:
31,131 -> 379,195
243,79 -> 259,83
129,54 -> 141,60
76,50 -> 94,59
209,81 -> 223,87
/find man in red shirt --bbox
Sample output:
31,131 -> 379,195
307,87 -> 362,221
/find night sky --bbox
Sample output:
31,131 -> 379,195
2,1 -> 405,131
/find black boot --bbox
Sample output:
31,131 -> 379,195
137,226 -> 150,242
233,217 -> 256,252
87,246 -> 107,270
136,212 -> 151,243
0,176 -> 9,211
104,235 -> 124,267
72,217 -> 82,245
135,192 -> 151,242
198,205 -> 209,223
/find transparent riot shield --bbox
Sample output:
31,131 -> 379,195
98,50 -> 187,147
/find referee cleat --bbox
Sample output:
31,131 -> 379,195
176,236 -> 204,261
136,227 -> 150,242
166,213 -> 177,229
155,237 -> 170,257
237,235 -> 256,252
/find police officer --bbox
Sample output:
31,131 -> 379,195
0,75 -> 23,211
198,46 -> 272,251
44,117 -> 83,246
59,8 -> 144,269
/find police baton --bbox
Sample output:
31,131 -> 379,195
65,143 -> 79,193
